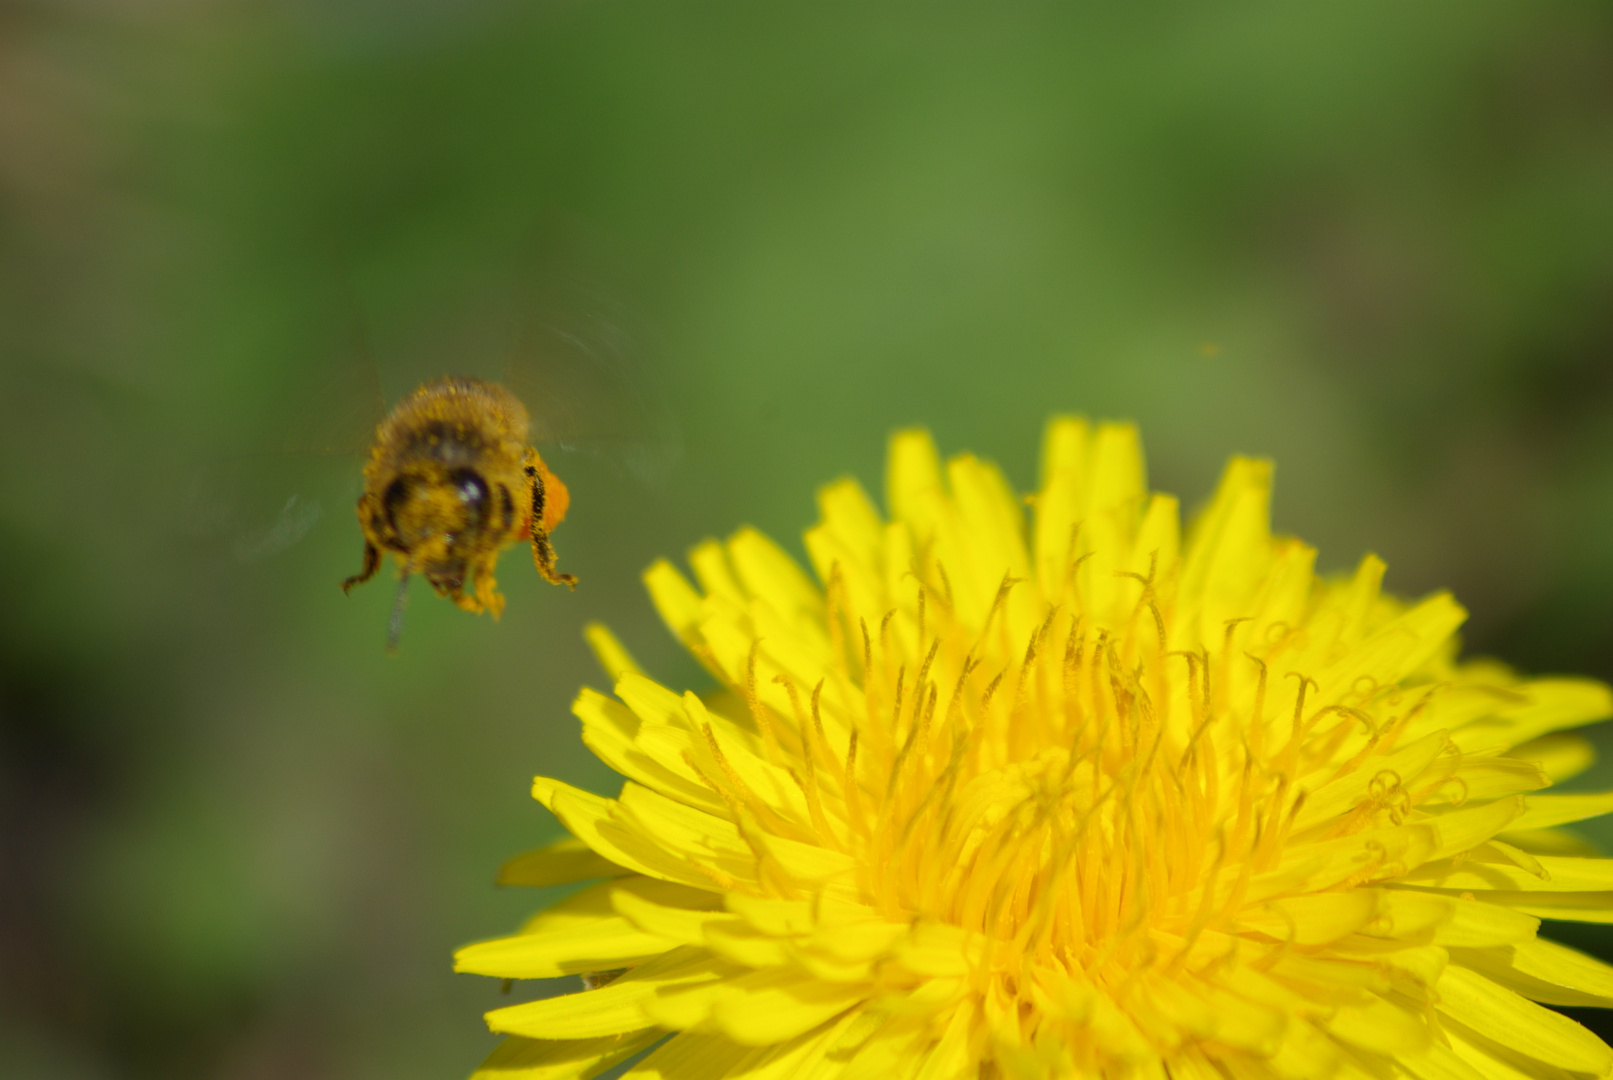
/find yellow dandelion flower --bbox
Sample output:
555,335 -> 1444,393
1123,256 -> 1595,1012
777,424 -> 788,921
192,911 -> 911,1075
459,419 -> 1613,1080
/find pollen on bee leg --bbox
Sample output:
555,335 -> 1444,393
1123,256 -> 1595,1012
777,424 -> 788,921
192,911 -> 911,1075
474,557 -> 506,620
525,451 -> 571,532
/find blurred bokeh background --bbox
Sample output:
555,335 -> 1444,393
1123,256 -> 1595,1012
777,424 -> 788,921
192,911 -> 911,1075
4,2 -> 1613,1077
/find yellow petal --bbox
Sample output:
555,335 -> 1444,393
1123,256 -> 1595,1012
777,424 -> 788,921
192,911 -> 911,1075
887,429 -> 944,532
709,968 -> 870,1046
803,520 -> 886,638
628,1015 -> 860,1080
486,946 -> 730,1039
1328,938 -> 1448,989
471,1031 -> 663,1080
803,919 -> 907,963
1032,415 -> 1091,600
1250,821 -> 1435,902
1392,1038 -> 1488,1080
1511,791 -> 1613,832
612,883 -> 735,946
572,689 -> 724,816
892,922 -> 976,978
815,478 -> 884,569
1130,493 -> 1181,585
689,540 -> 747,612
456,919 -> 673,980
583,622 -> 644,683
881,976 -> 970,1018
1451,936 -> 1613,1008
1293,731 -> 1451,833
1086,422 -> 1146,525
1162,1048 -> 1227,1080
1268,951 -> 1390,996
1436,964 -> 1613,1074
1422,796 -> 1526,862
644,560 -> 704,642
1337,554 -> 1388,648
613,672 -> 688,728
1452,678 -> 1613,752
911,1002 -> 975,1080
1322,593 -> 1467,709
1441,759 -> 1549,804
1073,423 -> 1150,625
1127,972 -> 1282,1053
611,782 -> 771,889
944,453 -> 1031,627
1324,995 -> 1429,1055
531,777 -> 713,890
459,879 -> 720,979
753,830 -> 857,888
1194,984 -> 1285,1056
1392,892 -> 1539,948
724,894 -> 815,937
498,837 -> 630,888
1496,826 -> 1602,857
641,964 -> 866,1046
1399,854 -> 1613,892
1509,733 -> 1596,784
1235,889 -> 1384,946
621,1032 -> 753,1080
789,946 -> 875,985
1086,990 -> 1155,1065
703,920 -> 792,968
638,971 -> 744,1031
748,1013 -> 866,1080
838,1015 -> 932,1080
727,527 -> 822,632
1179,455 -> 1272,643
1262,1017 -> 1343,1080
1444,1024 -> 1547,1080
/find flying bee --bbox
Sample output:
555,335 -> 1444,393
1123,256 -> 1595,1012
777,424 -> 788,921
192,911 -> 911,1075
181,262 -> 678,650
341,376 -> 577,648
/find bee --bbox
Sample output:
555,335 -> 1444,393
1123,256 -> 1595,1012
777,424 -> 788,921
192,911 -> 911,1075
340,376 -> 577,648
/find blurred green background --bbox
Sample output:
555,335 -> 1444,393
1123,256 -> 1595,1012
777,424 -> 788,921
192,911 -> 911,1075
4,2 -> 1613,1077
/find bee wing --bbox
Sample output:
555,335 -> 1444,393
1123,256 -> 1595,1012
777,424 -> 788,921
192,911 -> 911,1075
229,492 -> 326,563
184,316 -> 384,563
277,347 -> 387,458
496,276 -> 681,487
183,449 -> 358,564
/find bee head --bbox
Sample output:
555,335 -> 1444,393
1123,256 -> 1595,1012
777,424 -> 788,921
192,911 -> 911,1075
383,465 -> 495,589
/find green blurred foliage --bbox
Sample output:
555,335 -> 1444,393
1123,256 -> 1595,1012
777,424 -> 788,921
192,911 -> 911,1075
2,2 -> 1612,1077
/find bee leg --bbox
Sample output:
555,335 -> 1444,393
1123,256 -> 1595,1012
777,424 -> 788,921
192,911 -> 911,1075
472,552 -> 506,619
529,520 -> 576,589
523,454 -> 578,590
450,592 -> 484,614
386,574 -> 411,653
445,577 -> 485,615
342,541 -> 381,593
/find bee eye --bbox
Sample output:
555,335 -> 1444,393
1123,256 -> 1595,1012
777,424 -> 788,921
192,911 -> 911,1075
450,469 -> 489,514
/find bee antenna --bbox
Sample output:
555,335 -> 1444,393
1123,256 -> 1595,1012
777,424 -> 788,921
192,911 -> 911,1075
387,574 -> 412,653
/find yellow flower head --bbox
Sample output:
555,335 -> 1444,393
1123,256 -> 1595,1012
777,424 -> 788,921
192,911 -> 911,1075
460,420 -> 1613,1080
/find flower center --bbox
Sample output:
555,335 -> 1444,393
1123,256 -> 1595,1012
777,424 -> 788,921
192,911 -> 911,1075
800,572 -> 1385,983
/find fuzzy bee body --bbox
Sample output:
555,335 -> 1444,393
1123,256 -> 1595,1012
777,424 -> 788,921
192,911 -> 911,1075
342,377 -> 575,626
